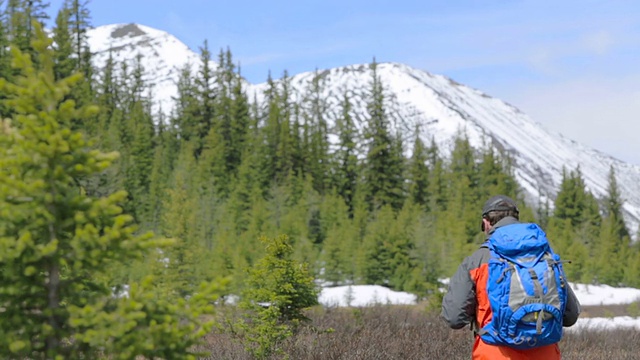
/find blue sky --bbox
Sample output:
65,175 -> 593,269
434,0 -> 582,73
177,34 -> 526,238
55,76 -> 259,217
45,0 -> 640,165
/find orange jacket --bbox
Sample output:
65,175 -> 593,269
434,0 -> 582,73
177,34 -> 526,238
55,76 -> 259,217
441,217 -> 581,359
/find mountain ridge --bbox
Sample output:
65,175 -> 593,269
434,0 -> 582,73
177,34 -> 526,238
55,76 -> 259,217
86,23 -> 640,233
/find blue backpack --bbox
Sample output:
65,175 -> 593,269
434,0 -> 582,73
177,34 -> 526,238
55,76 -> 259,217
479,223 -> 568,349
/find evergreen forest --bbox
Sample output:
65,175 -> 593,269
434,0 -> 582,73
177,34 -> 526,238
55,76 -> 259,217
2,0 -> 640,357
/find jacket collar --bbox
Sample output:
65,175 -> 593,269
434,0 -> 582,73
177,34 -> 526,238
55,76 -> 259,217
488,216 -> 520,235
480,216 -> 521,247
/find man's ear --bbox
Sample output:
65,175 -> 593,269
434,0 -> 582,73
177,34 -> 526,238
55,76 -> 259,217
481,218 -> 491,233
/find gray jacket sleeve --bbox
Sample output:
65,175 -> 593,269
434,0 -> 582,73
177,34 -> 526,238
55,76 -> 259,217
562,283 -> 581,327
441,260 -> 476,329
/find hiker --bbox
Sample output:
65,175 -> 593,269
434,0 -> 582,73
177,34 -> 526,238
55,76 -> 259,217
441,195 -> 581,359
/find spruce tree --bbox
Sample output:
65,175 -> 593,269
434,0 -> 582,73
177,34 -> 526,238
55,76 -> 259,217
333,92 -> 359,215
50,1 -> 94,123
305,69 -> 330,194
6,0 -> 49,57
126,99 -> 155,225
603,165 -> 629,240
237,235 -> 319,359
194,39 -> 215,157
594,166 -> 631,285
0,26 -> 219,359
259,72 -> 296,187
275,72 -> 295,181
148,117 -> 178,231
444,133 -> 482,260
157,142 -> 201,298
67,0 -> 91,66
359,205 -> 395,284
52,4 -> 75,80
426,137 -> 447,212
95,50 -> 118,144
478,146 -> 518,201
319,191 -> 357,284
0,3 -> 11,118
173,64 -> 199,143
362,59 -> 404,211
407,127 -> 429,209
229,59 -> 250,175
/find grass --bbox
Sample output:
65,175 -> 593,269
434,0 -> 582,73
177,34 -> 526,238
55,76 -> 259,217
193,304 -> 640,360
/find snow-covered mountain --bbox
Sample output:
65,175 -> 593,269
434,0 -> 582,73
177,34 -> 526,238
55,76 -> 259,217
86,23 -> 640,233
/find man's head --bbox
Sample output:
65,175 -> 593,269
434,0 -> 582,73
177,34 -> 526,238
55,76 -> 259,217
481,195 -> 519,233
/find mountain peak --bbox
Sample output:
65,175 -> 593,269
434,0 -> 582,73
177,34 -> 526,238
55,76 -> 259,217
109,23 -> 147,39
88,23 -> 204,113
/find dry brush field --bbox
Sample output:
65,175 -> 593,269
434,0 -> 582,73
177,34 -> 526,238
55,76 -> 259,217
195,305 -> 640,360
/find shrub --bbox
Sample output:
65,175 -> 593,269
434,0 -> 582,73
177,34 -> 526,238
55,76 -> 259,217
235,234 -> 319,359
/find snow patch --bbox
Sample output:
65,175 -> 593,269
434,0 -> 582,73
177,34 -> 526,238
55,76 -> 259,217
567,316 -> 640,332
571,282 -> 640,306
319,285 -> 417,307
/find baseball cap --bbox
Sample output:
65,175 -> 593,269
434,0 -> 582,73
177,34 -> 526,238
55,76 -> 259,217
482,195 -> 519,217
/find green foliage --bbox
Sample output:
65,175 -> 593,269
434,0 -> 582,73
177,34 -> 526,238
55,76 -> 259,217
6,0 -> 50,56
0,25 -> 220,359
303,69 -> 330,194
0,4 -> 12,118
52,5 -> 75,80
407,129 -> 430,210
68,278 -> 223,359
237,235 -> 319,359
332,93 -> 359,215
362,59 -> 405,211
603,166 -> 629,240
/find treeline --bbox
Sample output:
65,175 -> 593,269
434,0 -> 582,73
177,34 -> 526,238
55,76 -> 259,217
2,0 -> 640,302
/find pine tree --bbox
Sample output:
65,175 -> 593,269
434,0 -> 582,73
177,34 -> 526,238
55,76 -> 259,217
407,127 -> 429,209
444,133 -> 482,261
359,205 -> 392,284
228,148 -> 260,234
229,58 -> 250,175
478,145 -> 518,200
386,202 -> 418,290
126,99 -> 155,225
193,39 -> 215,157
275,72 -> 295,181
0,26 -> 219,358
554,167 -> 587,228
362,59 -> 404,211
67,0 -> 91,66
95,50 -> 118,144
548,166 -> 602,279
69,0 -> 94,117
603,165 -> 629,240
6,0 -> 49,57
52,4 -> 75,80
333,92 -> 359,215
448,132 -> 478,194
593,166 -> 631,285
426,137 -> 447,212
259,72 -> 296,187
237,235 -> 319,359
319,191 -> 357,284
305,69 -> 330,194
148,117 -> 178,231
406,208 -> 442,298
595,215 -> 628,285
0,3 -> 12,118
